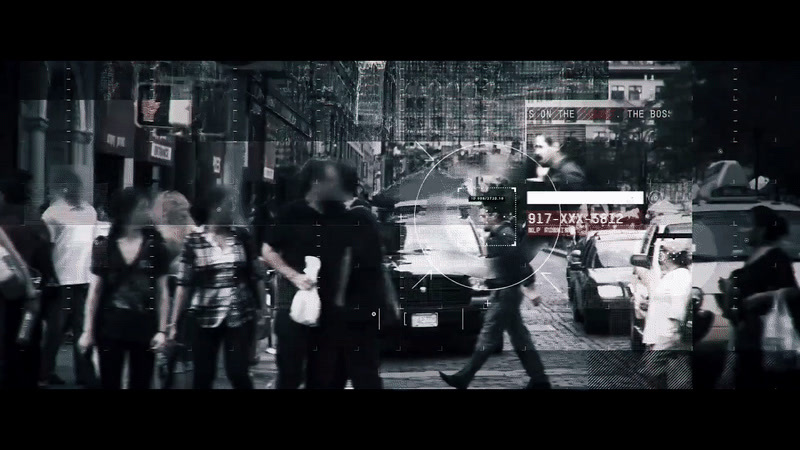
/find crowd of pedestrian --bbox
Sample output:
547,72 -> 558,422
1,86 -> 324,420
0,158 -> 398,390
3,134 -> 800,391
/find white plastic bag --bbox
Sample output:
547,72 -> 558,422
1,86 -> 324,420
289,256 -> 321,327
762,288 -> 800,372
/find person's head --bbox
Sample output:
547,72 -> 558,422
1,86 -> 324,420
748,205 -> 789,247
479,192 -> 514,231
659,239 -> 691,271
299,159 -> 341,202
197,186 -> 245,227
532,134 -> 562,167
153,191 -> 194,227
337,162 -> 360,201
108,188 -> 152,238
51,168 -> 83,205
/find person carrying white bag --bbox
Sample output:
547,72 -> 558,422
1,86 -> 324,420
289,256 -> 322,326
746,287 -> 800,389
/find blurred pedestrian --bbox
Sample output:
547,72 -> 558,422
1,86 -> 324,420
439,195 -> 551,390
77,188 -> 171,389
260,159 -> 352,389
719,205 -> 798,389
0,170 -> 52,389
40,168 -> 98,387
151,190 -> 195,388
168,186 -> 264,389
529,134 -> 586,191
311,163 -> 386,389
250,185 -> 279,359
640,240 -> 693,389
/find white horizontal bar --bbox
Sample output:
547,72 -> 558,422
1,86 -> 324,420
527,191 -> 645,205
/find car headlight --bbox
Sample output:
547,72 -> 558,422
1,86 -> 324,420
468,277 -> 488,291
596,284 -> 624,299
691,287 -> 703,309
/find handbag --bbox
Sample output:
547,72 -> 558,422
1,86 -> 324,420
0,244 -> 27,301
761,288 -> 800,372
289,256 -> 321,326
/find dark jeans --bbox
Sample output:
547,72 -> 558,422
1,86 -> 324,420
0,302 -> 43,389
274,309 -> 318,389
312,309 -> 382,390
97,338 -> 155,389
40,284 -> 96,385
455,287 -> 548,386
192,320 -> 254,389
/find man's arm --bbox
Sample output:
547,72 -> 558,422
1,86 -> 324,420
334,247 -> 352,307
261,242 -> 314,291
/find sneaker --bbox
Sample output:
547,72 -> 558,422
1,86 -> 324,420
265,347 -> 277,355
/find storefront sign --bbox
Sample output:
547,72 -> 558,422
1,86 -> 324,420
264,142 -> 276,182
135,128 -> 175,166
213,156 -> 222,174
151,142 -> 172,161
96,100 -> 136,157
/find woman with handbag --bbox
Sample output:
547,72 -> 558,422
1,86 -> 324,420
0,170 -> 53,389
77,188 -> 172,389
740,287 -> 800,389
718,205 -> 798,389
167,186 -> 265,390
640,239 -> 693,389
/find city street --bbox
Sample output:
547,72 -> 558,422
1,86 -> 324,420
47,250 -> 648,390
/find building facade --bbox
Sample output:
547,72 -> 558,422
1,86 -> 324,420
394,61 -> 610,148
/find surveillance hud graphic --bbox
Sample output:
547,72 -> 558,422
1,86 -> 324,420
2,60 -> 799,390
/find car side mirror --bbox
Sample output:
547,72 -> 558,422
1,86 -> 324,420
630,254 -> 649,269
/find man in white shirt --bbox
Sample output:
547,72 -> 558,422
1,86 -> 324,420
641,239 -> 692,389
39,169 -> 98,387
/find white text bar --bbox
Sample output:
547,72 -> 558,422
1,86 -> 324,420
527,191 -> 645,205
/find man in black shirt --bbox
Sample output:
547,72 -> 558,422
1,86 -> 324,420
439,196 -> 551,390
310,163 -> 385,389
260,159 -> 352,389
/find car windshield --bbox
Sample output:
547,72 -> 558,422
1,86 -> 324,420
693,210 -> 800,261
400,223 -> 481,256
593,239 -> 640,268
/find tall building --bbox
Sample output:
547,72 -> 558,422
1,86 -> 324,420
394,61 -> 609,148
356,61 -> 385,137
311,61 -> 360,159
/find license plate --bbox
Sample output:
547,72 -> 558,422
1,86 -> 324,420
411,313 -> 438,328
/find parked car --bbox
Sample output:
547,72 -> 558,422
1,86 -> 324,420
567,229 -> 645,333
380,216 -> 498,352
